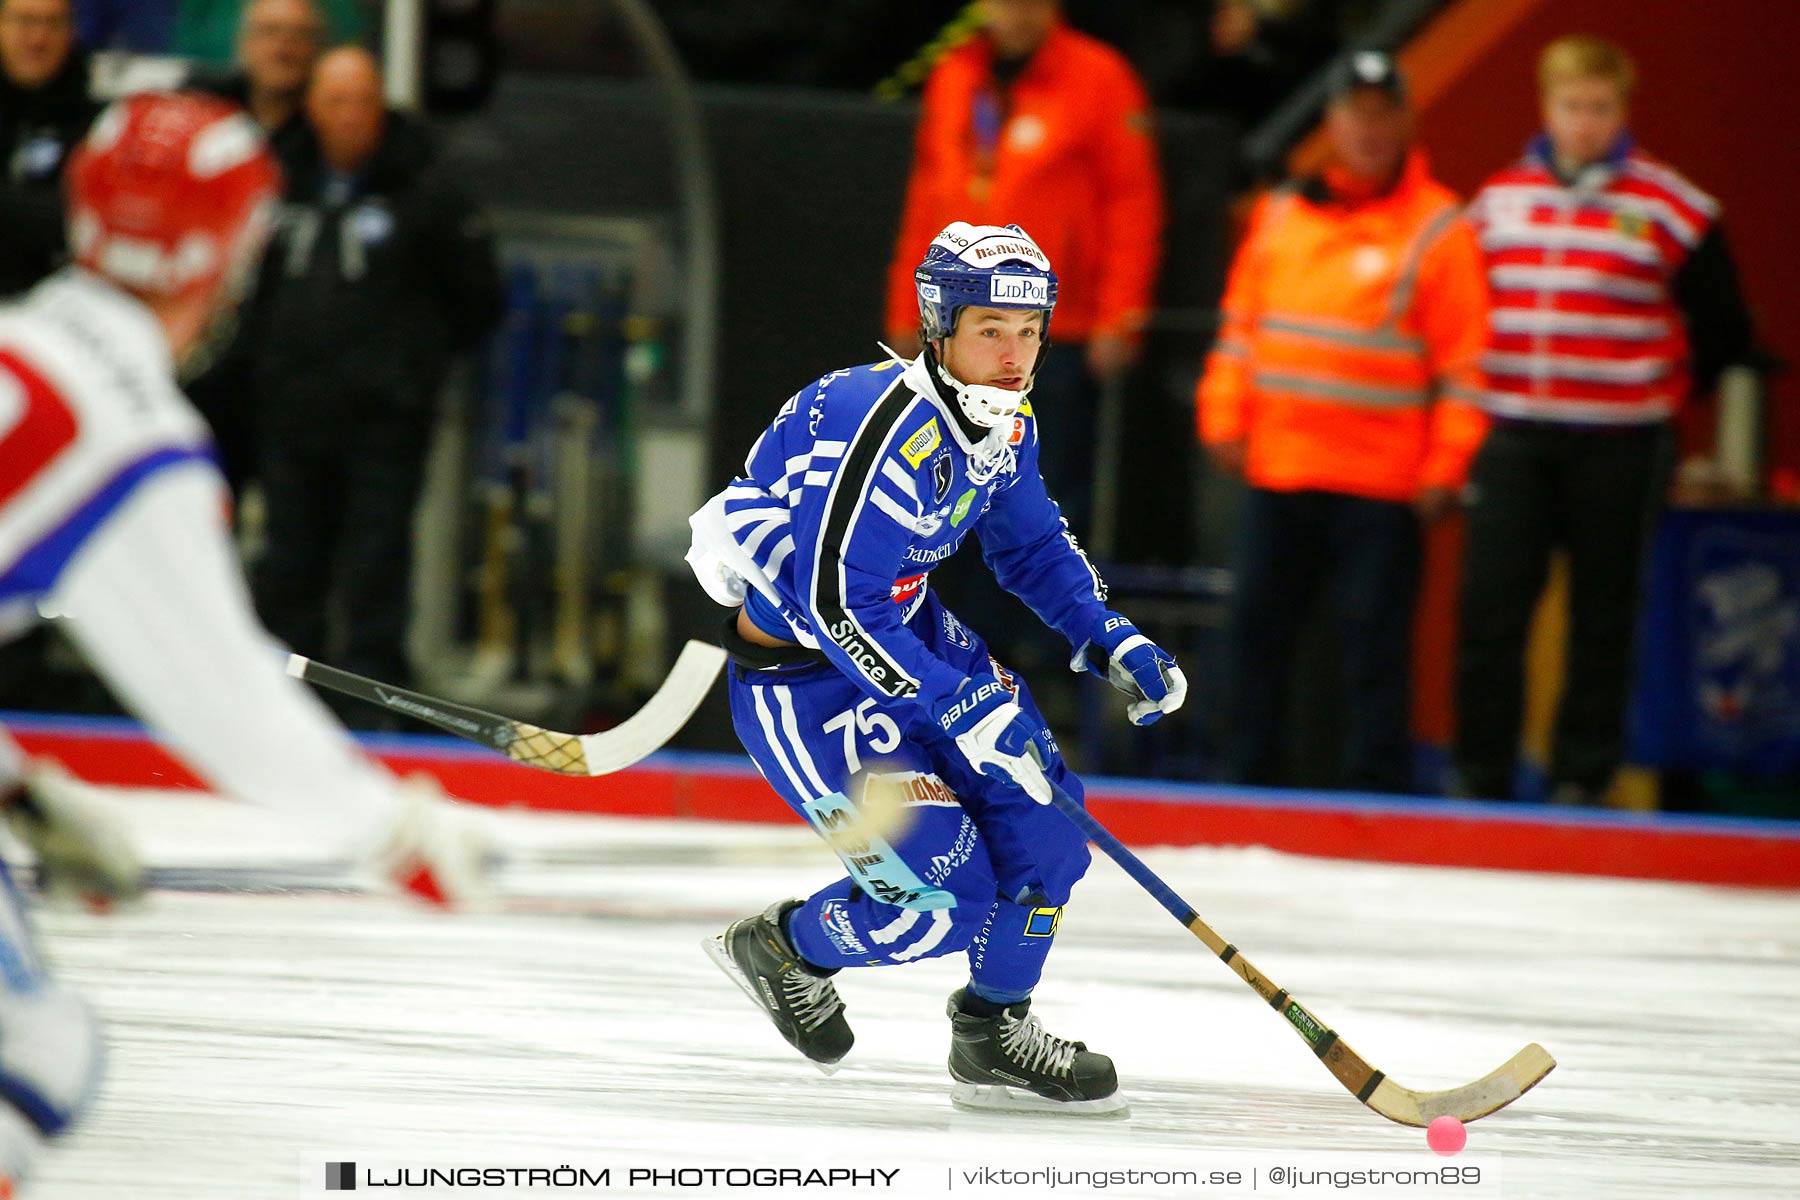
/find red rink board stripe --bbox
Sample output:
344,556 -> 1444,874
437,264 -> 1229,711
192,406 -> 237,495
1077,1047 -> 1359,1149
8,715 -> 1798,889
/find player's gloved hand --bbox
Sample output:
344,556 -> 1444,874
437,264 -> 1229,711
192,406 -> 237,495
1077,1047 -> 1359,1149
1073,613 -> 1188,726
933,677 -> 1052,804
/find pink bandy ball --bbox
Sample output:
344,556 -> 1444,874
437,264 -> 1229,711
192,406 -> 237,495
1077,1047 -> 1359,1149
1427,1115 -> 1467,1155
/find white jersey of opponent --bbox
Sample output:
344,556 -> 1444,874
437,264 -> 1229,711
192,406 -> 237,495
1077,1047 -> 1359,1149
0,270 -> 212,626
0,268 -> 406,858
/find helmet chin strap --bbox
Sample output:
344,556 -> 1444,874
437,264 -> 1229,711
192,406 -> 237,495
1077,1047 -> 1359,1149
930,341 -> 1045,431
935,360 -> 1024,429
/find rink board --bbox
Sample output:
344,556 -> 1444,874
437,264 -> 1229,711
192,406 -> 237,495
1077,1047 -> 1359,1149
8,711 -> 1799,889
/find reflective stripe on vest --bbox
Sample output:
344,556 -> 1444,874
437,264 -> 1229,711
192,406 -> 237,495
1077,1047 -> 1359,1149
1386,205 -> 1463,323
1257,314 -> 1424,353
1247,197 -> 1461,409
1249,370 -> 1430,409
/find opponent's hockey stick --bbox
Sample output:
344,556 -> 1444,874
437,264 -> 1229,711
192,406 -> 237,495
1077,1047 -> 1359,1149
286,640 -> 726,777
1040,776 -> 1555,1126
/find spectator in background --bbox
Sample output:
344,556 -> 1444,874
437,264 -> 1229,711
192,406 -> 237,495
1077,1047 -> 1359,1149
1197,53 -> 1488,792
249,47 -> 501,711
203,0 -> 323,167
173,0 -> 359,69
0,0 -> 95,296
885,0 -> 1164,538
186,0 -> 327,494
1453,36 -> 1756,805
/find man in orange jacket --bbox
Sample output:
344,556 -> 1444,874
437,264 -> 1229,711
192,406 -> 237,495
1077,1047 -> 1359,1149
886,0 -> 1163,535
1197,53 -> 1489,792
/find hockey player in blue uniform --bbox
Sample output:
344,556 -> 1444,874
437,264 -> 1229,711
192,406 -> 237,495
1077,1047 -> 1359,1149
688,223 -> 1186,1114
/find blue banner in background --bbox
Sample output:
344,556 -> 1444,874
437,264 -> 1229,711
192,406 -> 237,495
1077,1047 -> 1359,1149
1632,510 -> 1800,774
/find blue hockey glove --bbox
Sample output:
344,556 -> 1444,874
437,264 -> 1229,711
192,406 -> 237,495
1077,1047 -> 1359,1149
933,676 -> 1053,804
1073,613 -> 1189,726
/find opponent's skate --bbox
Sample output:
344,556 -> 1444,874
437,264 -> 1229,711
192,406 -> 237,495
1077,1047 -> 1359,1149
704,899 -> 853,1072
946,987 -> 1127,1115
0,857 -> 106,1193
0,981 -> 103,1162
4,765 -> 144,910
0,1100 -> 40,1198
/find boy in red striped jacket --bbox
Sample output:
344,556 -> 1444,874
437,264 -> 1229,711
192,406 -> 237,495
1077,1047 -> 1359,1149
1454,35 -> 1757,803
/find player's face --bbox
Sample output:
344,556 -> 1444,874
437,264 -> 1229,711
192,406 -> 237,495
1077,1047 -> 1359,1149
1542,77 -> 1628,169
981,0 -> 1057,59
239,0 -> 322,98
940,307 -> 1044,392
1326,89 -> 1410,183
0,0 -> 74,90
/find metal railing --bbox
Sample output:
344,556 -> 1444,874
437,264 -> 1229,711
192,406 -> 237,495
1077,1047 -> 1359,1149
1241,0 -> 1454,177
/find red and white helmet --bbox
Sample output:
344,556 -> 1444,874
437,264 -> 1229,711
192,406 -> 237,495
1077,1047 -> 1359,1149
65,92 -> 280,301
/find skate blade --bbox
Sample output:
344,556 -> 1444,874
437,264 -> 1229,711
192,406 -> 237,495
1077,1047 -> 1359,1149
701,933 -> 841,1077
950,1082 -> 1130,1118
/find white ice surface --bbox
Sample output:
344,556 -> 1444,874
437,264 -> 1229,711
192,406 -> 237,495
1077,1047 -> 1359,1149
12,787 -> 1800,1199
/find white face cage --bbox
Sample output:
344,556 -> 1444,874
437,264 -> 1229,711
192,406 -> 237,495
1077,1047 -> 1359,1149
934,358 -> 1027,429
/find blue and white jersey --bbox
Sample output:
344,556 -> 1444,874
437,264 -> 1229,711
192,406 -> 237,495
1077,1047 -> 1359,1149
688,353 -> 1108,712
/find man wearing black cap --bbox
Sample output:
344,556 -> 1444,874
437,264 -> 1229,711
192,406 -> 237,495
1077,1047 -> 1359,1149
1196,50 -> 1490,791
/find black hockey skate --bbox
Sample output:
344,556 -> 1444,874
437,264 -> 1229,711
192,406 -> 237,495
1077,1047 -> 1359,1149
946,988 -> 1127,1115
704,900 -> 853,1073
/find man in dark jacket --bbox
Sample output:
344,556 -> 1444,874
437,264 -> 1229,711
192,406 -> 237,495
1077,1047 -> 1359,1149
187,0 -> 326,494
250,46 -> 502,698
0,0 -> 96,296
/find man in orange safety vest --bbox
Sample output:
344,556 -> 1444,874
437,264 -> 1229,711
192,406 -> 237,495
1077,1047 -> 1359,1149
1197,51 -> 1489,792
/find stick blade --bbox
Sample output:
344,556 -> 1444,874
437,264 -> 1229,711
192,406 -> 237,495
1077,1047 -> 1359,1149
571,640 -> 727,775
1366,1043 -> 1556,1127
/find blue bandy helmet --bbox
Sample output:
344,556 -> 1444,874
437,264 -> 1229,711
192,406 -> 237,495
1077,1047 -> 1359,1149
915,222 -> 1057,340
914,222 -> 1057,428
